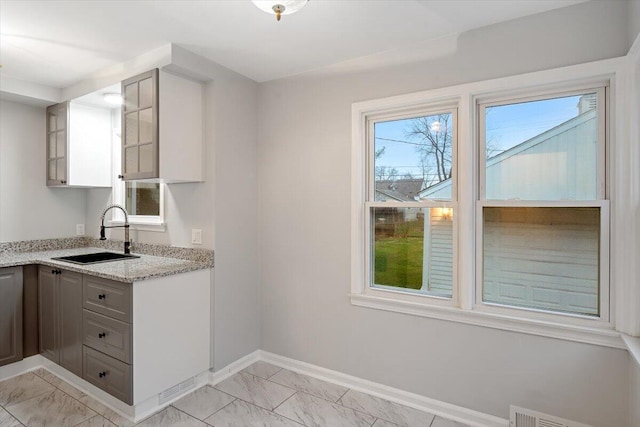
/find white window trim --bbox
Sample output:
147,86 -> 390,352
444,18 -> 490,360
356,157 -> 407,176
351,56 -> 631,349
109,180 -> 166,230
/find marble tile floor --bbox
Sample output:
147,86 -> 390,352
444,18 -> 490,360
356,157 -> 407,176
0,362 -> 471,427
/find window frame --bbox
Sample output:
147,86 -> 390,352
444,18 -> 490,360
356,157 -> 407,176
351,58 -> 628,349
362,104 -> 459,308
475,85 -> 610,327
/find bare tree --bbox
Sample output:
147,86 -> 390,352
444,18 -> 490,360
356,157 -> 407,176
406,114 -> 453,185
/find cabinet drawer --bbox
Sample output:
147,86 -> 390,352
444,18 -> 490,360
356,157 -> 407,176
83,310 -> 131,364
83,346 -> 132,405
83,276 -> 131,323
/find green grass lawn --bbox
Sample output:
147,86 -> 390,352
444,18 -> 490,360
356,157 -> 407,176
374,235 -> 424,290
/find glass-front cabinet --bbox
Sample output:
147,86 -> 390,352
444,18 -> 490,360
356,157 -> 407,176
121,69 -> 159,180
46,102 -> 68,186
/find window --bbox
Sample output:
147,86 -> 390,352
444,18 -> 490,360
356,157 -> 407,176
477,89 -> 608,320
367,108 -> 457,300
351,61 -> 621,346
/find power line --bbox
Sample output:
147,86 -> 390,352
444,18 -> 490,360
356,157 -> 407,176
375,136 -> 426,146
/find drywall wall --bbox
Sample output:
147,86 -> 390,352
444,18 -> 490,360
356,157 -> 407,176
258,1 -> 630,426
84,62 -> 261,371
0,100 -> 87,241
631,358 -> 640,427
630,0 -> 640,49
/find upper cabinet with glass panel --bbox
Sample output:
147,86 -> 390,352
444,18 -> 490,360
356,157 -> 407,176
120,68 -> 204,183
45,100 -> 112,188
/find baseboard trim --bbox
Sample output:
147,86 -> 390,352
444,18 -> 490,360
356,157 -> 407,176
210,350 -> 261,385
0,355 -> 46,381
259,350 -> 508,427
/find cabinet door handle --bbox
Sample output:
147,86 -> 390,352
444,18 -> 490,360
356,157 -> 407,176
118,175 -> 124,180
57,269 -> 61,275
98,294 -> 106,300
51,269 -> 56,274
98,332 -> 106,339
98,371 -> 107,378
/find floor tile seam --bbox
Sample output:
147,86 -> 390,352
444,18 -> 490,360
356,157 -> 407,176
1,405 -> 26,427
168,404 -> 214,426
173,394 -> 237,423
264,366 -> 284,380
264,374 -> 348,404
2,386 -> 58,410
336,387 -> 351,403
70,412 -> 104,427
285,389 -> 383,423
265,392 -> 306,427
217,394 -> 304,426
3,388 -> 97,427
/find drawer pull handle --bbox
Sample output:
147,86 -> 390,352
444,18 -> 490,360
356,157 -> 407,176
98,294 -> 106,300
98,371 -> 107,378
98,332 -> 106,339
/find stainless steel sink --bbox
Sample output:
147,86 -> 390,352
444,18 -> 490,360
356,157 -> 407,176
51,252 -> 140,265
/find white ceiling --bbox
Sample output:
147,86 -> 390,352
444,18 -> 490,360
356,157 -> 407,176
0,0 -> 586,88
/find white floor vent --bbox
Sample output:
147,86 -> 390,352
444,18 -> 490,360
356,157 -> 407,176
510,406 -> 592,427
159,376 -> 197,404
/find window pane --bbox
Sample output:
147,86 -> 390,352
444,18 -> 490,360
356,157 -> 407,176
483,207 -> 600,316
484,94 -> 597,200
374,112 -> 453,201
126,182 -> 160,216
371,207 -> 452,297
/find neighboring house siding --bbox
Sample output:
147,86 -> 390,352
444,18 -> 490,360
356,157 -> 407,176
485,110 -> 597,200
424,208 -> 453,296
483,207 -> 599,315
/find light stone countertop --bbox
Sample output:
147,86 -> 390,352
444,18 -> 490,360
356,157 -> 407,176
0,246 -> 211,283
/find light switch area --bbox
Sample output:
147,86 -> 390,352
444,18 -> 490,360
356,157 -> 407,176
76,224 -> 85,236
191,229 -> 202,245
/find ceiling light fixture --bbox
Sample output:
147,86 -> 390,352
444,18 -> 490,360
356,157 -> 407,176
103,93 -> 123,106
252,0 -> 309,21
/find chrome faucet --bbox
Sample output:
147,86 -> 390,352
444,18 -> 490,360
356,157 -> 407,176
100,204 -> 131,254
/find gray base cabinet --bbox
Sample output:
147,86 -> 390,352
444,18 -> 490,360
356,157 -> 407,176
37,266 -> 83,376
82,275 -> 133,404
0,267 -> 23,367
38,267 -> 134,404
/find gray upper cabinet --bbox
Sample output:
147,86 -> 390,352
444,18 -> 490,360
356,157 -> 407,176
38,266 -> 83,376
46,102 -> 68,186
120,68 -> 204,183
121,69 -> 159,180
0,267 -> 23,367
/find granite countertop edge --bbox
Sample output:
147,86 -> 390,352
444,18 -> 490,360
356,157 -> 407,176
0,247 -> 212,283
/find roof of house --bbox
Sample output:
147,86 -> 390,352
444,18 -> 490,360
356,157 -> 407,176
375,179 -> 424,201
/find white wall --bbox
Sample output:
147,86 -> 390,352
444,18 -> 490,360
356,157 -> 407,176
630,0 -> 640,49
84,63 -> 261,371
258,1 -> 630,426
0,100 -> 87,241
631,359 -> 640,427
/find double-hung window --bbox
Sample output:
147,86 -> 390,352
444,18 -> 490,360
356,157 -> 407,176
476,86 -> 609,323
352,62 -> 618,344
362,104 -> 458,304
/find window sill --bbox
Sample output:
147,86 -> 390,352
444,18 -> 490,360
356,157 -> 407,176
349,293 -> 624,349
106,220 -> 166,233
622,334 -> 640,366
